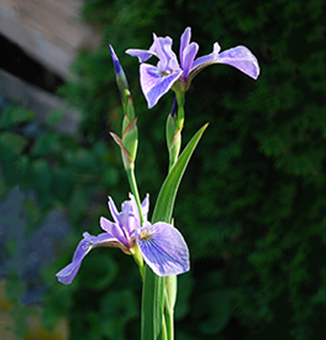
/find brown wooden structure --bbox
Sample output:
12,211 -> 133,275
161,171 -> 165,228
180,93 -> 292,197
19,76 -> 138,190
0,0 -> 101,79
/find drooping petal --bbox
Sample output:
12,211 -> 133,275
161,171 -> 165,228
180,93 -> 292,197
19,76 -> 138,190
179,27 -> 191,67
56,232 -> 122,285
191,42 -> 221,72
55,237 -> 92,284
216,45 -> 260,79
136,222 -> 190,276
181,42 -> 199,81
139,63 -> 182,109
125,49 -> 156,63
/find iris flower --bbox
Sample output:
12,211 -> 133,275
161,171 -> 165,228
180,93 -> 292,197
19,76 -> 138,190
126,27 -> 260,108
56,194 -> 190,284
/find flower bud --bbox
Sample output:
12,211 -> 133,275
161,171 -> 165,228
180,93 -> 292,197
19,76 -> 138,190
109,45 -> 135,121
166,100 -> 182,170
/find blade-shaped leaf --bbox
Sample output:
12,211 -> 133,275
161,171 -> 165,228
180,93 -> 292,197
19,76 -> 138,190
153,123 -> 208,223
141,123 -> 208,340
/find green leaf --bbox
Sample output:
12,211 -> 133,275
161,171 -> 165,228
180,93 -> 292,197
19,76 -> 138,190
53,168 -> 73,203
198,290 -> 233,335
141,123 -> 208,340
30,159 -> 52,191
80,253 -> 118,290
0,105 -> 34,129
101,289 -> 138,340
152,123 -> 208,223
46,109 -> 64,126
0,132 -> 27,155
31,132 -> 59,157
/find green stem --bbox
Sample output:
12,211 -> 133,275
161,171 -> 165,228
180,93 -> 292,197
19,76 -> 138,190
164,275 -> 176,340
126,169 -> 144,224
163,94 -> 185,340
126,168 -> 166,339
175,92 -> 185,131
141,266 -> 165,340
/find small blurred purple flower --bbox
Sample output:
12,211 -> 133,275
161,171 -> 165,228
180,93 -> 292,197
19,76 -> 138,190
56,194 -> 189,284
126,27 -> 260,108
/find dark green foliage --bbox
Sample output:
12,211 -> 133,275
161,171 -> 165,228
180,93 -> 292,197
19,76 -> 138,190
2,0 -> 325,338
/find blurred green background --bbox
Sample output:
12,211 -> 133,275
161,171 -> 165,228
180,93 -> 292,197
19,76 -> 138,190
1,0 -> 326,339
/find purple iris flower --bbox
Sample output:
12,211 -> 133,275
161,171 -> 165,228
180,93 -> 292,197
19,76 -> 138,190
126,27 -> 260,109
56,194 -> 189,284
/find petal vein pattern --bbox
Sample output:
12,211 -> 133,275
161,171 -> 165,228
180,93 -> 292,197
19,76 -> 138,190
126,27 -> 260,108
56,194 -> 189,284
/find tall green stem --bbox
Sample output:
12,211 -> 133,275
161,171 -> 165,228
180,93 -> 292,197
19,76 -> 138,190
175,92 -> 185,132
126,168 -> 166,340
164,92 -> 186,340
126,169 -> 144,224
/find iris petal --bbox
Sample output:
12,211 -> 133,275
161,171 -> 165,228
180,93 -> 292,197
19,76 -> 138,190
191,42 -> 221,72
179,27 -> 191,66
216,45 -> 260,79
100,216 -> 129,247
136,222 -> 190,276
139,63 -> 182,109
108,196 -> 120,224
129,193 -> 149,226
56,232 -> 121,285
125,49 -> 156,63
182,42 -> 199,80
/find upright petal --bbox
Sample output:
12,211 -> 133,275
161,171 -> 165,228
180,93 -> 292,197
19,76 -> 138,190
136,222 -> 190,276
153,35 -> 176,64
181,42 -> 199,81
100,216 -> 129,248
56,232 -> 121,285
108,196 -> 120,224
139,63 -> 182,109
129,193 -> 150,225
141,194 -> 150,221
179,27 -> 191,67
216,45 -> 260,79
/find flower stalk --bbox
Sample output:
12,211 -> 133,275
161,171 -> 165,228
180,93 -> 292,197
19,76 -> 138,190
56,27 -> 259,340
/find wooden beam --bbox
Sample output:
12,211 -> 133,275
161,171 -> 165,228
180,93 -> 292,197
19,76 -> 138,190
0,0 -> 101,79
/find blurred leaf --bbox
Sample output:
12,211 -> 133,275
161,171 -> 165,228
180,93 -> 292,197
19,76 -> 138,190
103,166 -> 120,186
65,149 -> 99,171
0,105 -> 34,129
31,132 -> 59,157
312,287 -> 326,305
197,289 -> 233,335
100,289 -> 138,340
9,304 -> 30,338
30,159 -> 52,191
42,285 -> 75,330
53,168 -> 73,203
175,273 -> 195,320
80,253 -> 118,290
0,132 -> 27,155
46,109 -> 64,126
68,186 -> 89,224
